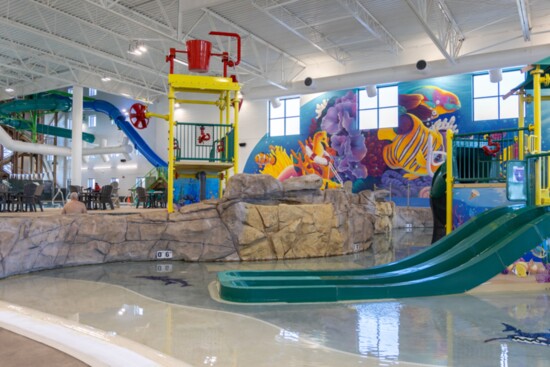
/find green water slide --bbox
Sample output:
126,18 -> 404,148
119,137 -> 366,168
218,205 -> 550,303
0,96 -> 95,143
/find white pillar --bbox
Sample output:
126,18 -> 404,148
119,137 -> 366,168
71,86 -> 83,186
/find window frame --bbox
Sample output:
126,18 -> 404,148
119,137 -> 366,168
87,178 -> 95,189
472,68 -> 524,121
268,97 -> 301,137
358,84 -> 399,130
88,114 -> 96,128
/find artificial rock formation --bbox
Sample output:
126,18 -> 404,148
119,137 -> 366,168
0,174 -> 395,278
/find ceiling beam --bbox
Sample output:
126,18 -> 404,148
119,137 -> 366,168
201,8 -> 305,89
336,0 -> 403,54
516,0 -> 532,41
404,0 -> 465,63
0,17 -> 167,81
251,0 -> 351,63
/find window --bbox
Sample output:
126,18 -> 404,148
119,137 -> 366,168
88,88 -> 97,96
473,69 -> 524,121
67,87 -> 73,94
136,177 -> 144,188
87,178 -> 95,189
269,97 -> 300,137
88,114 -> 96,127
358,85 -> 398,130
66,118 -> 72,129
110,178 -> 119,183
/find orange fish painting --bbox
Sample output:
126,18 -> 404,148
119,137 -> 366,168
255,152 -> 277,167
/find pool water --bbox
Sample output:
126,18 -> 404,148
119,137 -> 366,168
0,228 -> 548,367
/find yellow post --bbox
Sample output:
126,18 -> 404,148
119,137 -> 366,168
233,91 -> 240,174
225,90 -> 231,160
167,85 -> 175,213
446,129 -> 454,235
531,66 -> 543,205
518,92 -> 525,160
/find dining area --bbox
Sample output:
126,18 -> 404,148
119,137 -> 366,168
69,183 -> 116,211
0,180 -> 44,213
134,187 -> 167,209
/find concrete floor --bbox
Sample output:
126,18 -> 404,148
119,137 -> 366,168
0,203 -> 168,366
0,328 -> 88,367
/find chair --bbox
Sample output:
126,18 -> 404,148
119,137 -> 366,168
0,183 -> 8,212
111,181 -> 120,208
69,185 -> 82,194
95,184 -> 114,210
16,183 -> 38,212
135,187 -> 149,208
34,184 -> 44,212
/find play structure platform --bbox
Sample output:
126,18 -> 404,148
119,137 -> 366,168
217,204 -> 550,303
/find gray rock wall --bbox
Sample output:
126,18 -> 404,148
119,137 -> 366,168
0,174 -> 397,278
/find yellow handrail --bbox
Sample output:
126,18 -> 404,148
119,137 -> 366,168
446,129 -> 454,235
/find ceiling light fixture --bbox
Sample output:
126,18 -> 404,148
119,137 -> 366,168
5,87 -> 14,93
128,40 -> 146,56
101,76 -> 111,82
138,42 -> 147,53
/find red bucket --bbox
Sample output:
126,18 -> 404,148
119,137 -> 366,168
186,40 -> 212,73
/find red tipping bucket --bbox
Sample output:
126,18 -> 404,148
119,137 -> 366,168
186,40 -> 212,73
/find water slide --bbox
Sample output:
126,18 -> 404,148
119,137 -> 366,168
0,94 -> 166,167
83,100 -> 166,168
0,97 -> 95,143
218,204 -> 550,303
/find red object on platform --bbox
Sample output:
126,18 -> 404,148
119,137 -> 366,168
186,40 -> 212,73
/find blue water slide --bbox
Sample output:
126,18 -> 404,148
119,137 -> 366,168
84,100 -> 167,168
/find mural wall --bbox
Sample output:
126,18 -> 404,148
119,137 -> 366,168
243,72 -> 528,207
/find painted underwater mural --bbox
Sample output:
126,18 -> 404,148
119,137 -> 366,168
244,78 -> 472,205
242,73 -> 500,205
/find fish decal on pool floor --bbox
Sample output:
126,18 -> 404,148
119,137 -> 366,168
135,275 -> 190,287
484,323 -> 550,346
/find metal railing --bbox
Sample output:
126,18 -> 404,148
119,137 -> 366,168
452,127 -> 532,183
174,122 -> 234,163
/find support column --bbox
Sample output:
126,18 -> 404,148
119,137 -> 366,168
71,86 -> 83,186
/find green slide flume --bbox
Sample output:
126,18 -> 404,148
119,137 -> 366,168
0,96 -> 95,143
218,205 -> 550,303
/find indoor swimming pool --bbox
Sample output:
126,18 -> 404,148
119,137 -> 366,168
0,228 -> 548,367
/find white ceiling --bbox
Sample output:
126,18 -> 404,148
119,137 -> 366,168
0,0 -> 549,102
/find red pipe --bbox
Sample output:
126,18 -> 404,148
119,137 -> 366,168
209,31 -> 241,66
